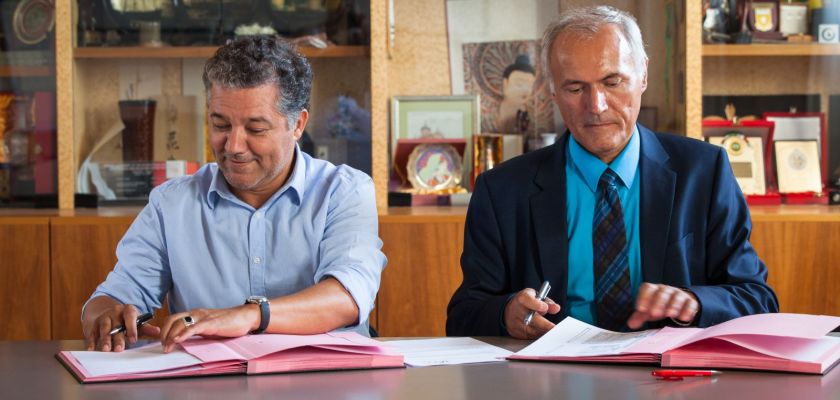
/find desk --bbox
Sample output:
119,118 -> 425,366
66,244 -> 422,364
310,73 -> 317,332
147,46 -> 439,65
2,339 -> 839,400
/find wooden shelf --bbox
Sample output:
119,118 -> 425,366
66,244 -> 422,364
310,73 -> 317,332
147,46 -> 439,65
73,45 -> 370,59
0,65 -> 52,77
703,43 -> 840,57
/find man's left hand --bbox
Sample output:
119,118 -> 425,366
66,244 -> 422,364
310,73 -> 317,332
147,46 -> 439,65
159,305 -> 260,353
626,283 -> 699,330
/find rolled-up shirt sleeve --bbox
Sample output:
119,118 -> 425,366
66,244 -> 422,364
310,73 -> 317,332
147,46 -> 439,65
314,167 -> 386,326
82,190 -> 172,318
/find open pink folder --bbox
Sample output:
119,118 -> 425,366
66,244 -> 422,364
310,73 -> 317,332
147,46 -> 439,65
57,332 -> 404,383
509,313 -> 840,374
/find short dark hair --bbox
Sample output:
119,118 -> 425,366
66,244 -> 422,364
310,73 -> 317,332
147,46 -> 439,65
503,54 -> 535,79
203,35 -> 312,129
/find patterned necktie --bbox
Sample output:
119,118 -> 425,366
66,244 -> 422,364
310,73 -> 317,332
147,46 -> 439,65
593,168 -> 633,331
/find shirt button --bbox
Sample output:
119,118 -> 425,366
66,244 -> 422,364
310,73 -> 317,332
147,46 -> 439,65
254,257 -> 262,264
255,212 -> 262,219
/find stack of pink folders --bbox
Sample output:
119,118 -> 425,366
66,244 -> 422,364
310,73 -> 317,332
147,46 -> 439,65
57,332 -> 404,383
509,313 -> 840,374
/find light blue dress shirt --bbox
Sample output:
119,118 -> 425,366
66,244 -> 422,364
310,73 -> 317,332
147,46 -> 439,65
565,127 -> 642,325
87,146 -> 386,336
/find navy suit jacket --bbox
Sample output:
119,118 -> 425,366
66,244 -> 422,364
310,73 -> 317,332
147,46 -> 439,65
446,126 -> 779,336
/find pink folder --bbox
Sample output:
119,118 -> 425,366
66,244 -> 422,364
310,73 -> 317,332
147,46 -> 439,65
509,313 -> 840,374
57,332 -> 404,383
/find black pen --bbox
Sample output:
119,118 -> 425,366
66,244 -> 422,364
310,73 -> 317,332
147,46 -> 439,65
523,281 -> 552,326
109,312 -> 154,336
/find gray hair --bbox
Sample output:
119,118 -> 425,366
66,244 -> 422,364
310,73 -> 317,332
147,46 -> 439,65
203,35 -> 312,130
540,6 -> 647,92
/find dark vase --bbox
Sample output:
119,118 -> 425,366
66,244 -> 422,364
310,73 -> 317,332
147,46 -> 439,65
119,99 -> 156,162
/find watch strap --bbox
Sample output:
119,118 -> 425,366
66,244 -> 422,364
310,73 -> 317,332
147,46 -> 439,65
246,297 -> 270,334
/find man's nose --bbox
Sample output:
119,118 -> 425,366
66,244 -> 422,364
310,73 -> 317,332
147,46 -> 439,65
585,88 -> 608,114
225,127 -> 247,154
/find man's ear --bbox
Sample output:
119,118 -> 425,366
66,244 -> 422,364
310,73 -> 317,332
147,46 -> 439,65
294,109 -> 309,140
640,58 -> 649,92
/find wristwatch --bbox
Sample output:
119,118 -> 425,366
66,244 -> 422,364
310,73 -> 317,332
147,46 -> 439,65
245,296 -> 270,334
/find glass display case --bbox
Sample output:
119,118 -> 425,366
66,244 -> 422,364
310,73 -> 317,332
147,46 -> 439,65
0,0 -> 57,207
697,0 -> 840,205
70,0 -> 372,206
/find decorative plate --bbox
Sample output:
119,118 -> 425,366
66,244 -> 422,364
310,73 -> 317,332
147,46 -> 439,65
13,0 -> 55,45
406,144 -> 462,192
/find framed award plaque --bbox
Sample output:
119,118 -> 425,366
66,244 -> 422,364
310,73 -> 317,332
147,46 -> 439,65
708,134 -> 766,195
703,119 -> 780,204
775,140 -> 823,194
764,112 -> 827,182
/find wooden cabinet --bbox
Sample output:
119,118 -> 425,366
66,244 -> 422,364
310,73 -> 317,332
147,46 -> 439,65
2,205 -> 840,340
750,206 -> 840,315
0,217 -> 50,340
50,215 -> 135,340
376,208 -> 466,337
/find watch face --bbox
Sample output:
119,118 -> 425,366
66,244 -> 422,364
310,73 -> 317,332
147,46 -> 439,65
247,296 -> 268,304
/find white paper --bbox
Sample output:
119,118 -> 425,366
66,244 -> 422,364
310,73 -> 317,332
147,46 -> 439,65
69,342 -> 202,377
385,337 -> 512,367
515,318 -> 658,357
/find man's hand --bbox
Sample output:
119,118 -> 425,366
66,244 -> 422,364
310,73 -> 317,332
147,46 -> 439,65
627,283 -> 699,330
159,305 -> 261,353
82,301 -> 160,352
503,288 -> 562,339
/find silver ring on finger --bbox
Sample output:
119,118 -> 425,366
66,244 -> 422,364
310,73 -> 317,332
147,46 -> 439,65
182,315 -> 196,328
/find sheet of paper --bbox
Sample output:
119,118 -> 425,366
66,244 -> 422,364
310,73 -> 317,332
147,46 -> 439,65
68,342 -> 202,377
183,332 -> 388,362
673,313 -> 840,348
385,337 -> 512,366
515,318 -> 658,357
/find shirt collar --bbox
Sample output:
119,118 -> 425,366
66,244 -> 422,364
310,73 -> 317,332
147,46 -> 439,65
568,125 -> 640,192
206,144 -> 306,210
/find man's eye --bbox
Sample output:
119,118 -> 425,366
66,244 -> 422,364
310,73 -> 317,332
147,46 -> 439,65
605,79 -> 622,87
213,124 -> 230,131
248,128 -> 267,134
566,87 -> 583,94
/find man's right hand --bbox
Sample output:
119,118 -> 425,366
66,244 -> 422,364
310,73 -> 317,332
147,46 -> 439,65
503,288 -> 561,339
82,298 -> 160,352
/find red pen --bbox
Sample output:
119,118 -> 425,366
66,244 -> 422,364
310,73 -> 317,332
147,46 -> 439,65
652,369 -> 722,378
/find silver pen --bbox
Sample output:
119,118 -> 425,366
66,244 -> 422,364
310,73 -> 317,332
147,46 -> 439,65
523,281 -> 552,326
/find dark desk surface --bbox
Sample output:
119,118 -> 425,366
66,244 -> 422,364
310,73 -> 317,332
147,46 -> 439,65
2,338 -> 840,400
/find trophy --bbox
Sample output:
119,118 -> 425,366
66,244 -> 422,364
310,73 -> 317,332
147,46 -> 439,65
472,134 -> 503,189
748,1 -> 784,41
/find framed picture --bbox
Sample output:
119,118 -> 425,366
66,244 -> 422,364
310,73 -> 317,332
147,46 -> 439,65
702,120 -> 776,196
390,95 -> 479,154
775,140 -> 823,194
708,134 -> 766,196
390,96 -> 477,190
763,112 -> 827,185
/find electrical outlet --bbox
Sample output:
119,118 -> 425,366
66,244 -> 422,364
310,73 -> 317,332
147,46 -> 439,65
315,145 -> 329,159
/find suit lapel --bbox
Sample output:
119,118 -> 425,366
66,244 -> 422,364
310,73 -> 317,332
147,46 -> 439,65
638,127 -> 676,284
530,133 -> 570,314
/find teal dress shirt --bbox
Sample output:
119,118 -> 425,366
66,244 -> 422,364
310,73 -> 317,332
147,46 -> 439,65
565,127 -> 642,325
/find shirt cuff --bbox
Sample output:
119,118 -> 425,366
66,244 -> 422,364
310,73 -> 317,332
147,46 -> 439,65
321,271 -> 373,327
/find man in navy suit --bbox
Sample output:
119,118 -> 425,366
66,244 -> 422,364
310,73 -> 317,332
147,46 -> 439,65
447,6 -> 778,339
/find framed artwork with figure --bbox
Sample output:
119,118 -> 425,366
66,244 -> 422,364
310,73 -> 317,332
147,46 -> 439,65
461,40 -> 554,136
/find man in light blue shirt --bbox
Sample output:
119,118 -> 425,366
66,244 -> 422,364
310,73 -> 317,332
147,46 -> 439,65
82,36 -> 385,353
